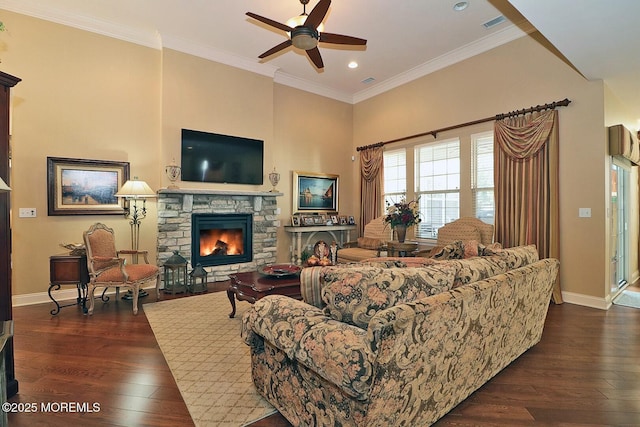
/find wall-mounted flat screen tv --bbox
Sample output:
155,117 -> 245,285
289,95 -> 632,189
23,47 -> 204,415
181,129 -> 264,185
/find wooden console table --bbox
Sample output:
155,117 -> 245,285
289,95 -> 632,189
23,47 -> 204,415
49,254 -> 90,315
227,270 -> 302,318
284,224 -> 356,264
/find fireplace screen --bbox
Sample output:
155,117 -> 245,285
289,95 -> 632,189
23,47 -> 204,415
191,213 -> 253,267
200,228 -> 244,256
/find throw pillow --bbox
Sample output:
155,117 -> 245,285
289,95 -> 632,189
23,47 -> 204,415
431,240 -> 465,260
463,240 -> 480,258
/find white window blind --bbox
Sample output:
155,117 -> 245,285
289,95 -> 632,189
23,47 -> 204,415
383,148 -> 407,209
472,132 -> 494,224
415,139 -> 460,238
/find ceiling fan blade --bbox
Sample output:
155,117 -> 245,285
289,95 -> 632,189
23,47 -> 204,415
319,32 -> 367,46
246,12 -> 293,33
306,47 -> 324,69
304,0 -> 331,29
258,40 -> 293,59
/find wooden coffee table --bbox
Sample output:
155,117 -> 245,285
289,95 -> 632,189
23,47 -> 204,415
227,270 -> 302,318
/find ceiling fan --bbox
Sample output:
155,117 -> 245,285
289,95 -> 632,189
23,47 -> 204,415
246,0 -> 367,70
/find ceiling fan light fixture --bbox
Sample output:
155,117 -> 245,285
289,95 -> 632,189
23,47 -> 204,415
291,26 -> 319,50
286,14 -> 325,33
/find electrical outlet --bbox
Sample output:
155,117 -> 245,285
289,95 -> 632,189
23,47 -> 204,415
18,208 -> 37,218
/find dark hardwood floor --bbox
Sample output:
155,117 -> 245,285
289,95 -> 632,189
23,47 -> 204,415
7,283 -> 640,426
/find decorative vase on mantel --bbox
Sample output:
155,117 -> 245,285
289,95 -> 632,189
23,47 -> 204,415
394,224 -> 407,243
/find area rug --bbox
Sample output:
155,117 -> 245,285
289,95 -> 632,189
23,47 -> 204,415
613,289 -> 640,309
143,291 -> 276,426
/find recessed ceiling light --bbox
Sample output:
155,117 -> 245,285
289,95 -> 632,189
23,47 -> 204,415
453,1 -> 468,11
348,61 -> 358,69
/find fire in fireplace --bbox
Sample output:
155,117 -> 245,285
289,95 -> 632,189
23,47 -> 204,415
200,229 -> 244,256
191,213 -> 253,267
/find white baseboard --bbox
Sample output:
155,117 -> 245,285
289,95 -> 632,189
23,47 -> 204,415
12,285 -> 158,308
560,291 -> 611,310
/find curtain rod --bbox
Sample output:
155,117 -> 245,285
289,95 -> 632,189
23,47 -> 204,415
356,98 -> 571,151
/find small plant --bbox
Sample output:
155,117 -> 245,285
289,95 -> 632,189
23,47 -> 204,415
0,22 -> 5,32
300,248 -> 312,264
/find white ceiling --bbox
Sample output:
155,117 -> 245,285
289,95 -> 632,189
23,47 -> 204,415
0,0 -> 638,119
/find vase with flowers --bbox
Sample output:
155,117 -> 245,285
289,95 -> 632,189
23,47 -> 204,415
383,196 -> 421,243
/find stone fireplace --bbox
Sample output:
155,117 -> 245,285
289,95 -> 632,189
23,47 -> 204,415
156,189 -> 280,282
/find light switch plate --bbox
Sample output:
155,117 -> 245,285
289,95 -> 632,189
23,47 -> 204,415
19,208 -> 37,218
578,207 -> 591,218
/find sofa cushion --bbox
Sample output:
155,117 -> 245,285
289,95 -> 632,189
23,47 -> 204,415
337,247 -> 379,262
321,265 -> 458,329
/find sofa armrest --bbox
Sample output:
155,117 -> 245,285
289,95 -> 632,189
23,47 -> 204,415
342,241 -> 359,248
242,294 -> 375,400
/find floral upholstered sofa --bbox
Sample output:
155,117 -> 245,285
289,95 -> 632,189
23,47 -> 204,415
242,246 -> 559,426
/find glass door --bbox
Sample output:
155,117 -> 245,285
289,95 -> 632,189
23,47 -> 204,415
610,161 -> 629,294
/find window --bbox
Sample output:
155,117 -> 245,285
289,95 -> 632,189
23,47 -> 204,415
472,132 -> 494,224
414,139 -> 460,238
383,148 -> 406,208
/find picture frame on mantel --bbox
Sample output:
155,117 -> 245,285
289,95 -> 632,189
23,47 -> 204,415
292,170 -> 339,214
47,157 -> 130,216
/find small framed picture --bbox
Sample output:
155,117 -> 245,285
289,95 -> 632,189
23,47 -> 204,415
339,216 -> 347,225
291,216 -> 300,226
348,216 -> 355,225
330,215 -> 338,224
302,216 -> 315,226
313,216 -> 324,225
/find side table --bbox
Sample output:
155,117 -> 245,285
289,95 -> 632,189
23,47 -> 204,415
227,270 -> 302,318
387,241 -> 419,257
49,254 -> 90,315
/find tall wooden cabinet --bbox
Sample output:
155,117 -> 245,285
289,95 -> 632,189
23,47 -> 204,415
0,71 -> 21,398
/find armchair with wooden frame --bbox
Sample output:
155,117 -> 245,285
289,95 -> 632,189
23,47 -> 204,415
83,222 -> 160,315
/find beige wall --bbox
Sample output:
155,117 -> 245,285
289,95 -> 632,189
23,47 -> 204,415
353,35 -> 610,304
2,11 -> 161,297
272,84 -> 355,261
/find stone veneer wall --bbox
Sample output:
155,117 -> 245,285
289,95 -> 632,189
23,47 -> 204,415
156,189 -> 281,282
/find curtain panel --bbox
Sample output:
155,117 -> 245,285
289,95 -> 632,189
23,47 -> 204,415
494,110 -> 562,303
359,146 -> 383,235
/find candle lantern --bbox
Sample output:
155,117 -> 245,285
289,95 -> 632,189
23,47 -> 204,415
189,263 -> 208,294
163,250 -> 188,294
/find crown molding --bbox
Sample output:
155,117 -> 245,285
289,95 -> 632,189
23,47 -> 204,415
273,71 -> 353,104
160,34 -> 279,79
0,0 -> 161,48
352,23 -> 532,104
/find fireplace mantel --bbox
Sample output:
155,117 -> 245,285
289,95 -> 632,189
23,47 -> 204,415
158,188 -> 283,197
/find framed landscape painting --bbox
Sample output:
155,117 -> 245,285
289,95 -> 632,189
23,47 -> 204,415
47,157 -> 130,216
292,171 -> 339,214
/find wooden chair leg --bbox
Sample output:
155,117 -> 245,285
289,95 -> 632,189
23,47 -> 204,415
88,284 -> 96,315
132,285 -> 140,315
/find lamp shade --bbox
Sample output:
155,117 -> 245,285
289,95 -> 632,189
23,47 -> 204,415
114,178 -> 156,199
0,177 -> 10,192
